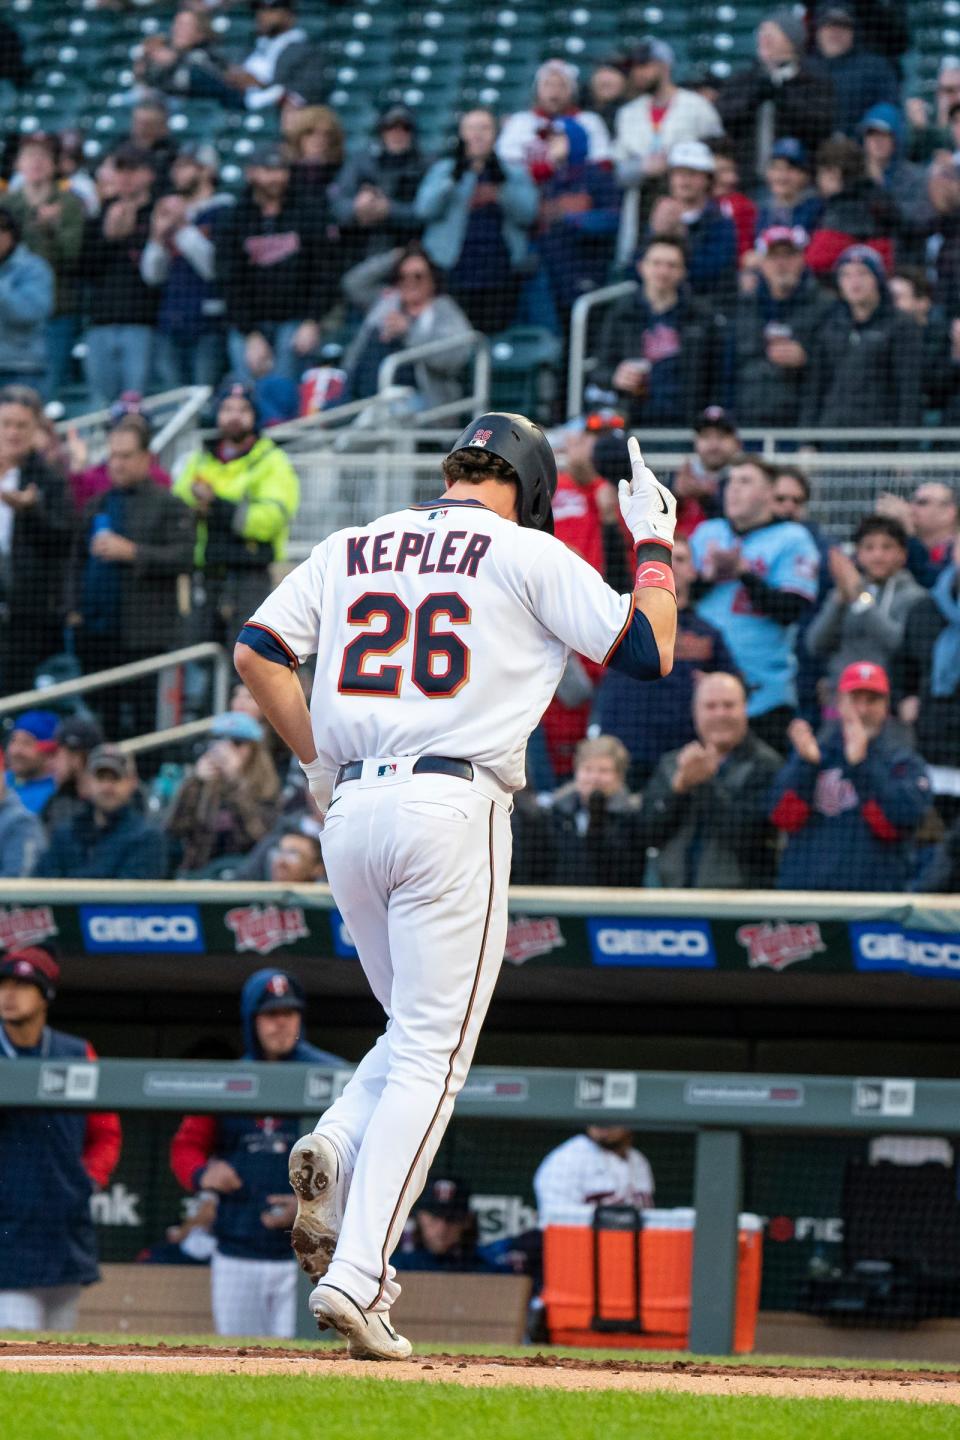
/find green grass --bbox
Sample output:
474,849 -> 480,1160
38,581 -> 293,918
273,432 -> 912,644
3,1374 -> 959,1440
4,1330 -> 959,1373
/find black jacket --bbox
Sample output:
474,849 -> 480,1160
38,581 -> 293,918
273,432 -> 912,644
80,201 -> 159,327
641,733 -> 782,889
214,192 -> 333,331
330,144 -> 428,262
2,450 -> 72,624
68,480 -> 193,653
593,287 -> 723,426
734,272 -> 832,426
892,593 -> 960,768
800,298 -> 922,429
716,62 -> 835,188
513,784 -> 647,888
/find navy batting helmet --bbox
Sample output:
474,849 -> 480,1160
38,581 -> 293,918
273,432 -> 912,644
447,412 -> 558,534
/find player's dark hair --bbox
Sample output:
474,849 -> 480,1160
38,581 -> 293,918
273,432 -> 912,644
441,448 -> 520,488
853,514 -> 909,550
730,452 -> 777,484
774,463 -> 811,501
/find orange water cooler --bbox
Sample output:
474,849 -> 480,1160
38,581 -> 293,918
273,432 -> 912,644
542,1207 -> 763,1352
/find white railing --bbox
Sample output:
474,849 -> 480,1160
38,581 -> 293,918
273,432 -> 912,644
566,280 -> 635,421
54,386 -> 210,473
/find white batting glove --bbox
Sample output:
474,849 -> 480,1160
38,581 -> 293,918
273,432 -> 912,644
618,436 -> 677,550
300,756 -> 332,816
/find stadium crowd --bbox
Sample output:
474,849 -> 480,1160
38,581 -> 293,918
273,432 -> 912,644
0,4 -> 955,891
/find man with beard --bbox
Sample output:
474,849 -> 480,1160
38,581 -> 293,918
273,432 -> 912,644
141,143 -> 234,388
174,383 -> 300,649
534,1126 -> 654,1227
614,38 -> 721,190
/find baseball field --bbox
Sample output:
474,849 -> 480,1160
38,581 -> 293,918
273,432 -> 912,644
4,1337 -> 960,1439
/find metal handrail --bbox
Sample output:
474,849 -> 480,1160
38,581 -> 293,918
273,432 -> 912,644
0,643 -> 231,720
119,715 -> 218,757
566,280 -> 635,421
149,385 -> 212,469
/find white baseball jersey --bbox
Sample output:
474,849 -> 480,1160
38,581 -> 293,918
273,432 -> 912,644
247,496 -> 652,790
534,1134 -> 656,1227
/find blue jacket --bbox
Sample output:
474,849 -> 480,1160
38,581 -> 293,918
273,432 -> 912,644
173,969 -> 344,1262
536,161 -> 620,312
0,242 -> 54,375
0,1026 -> 100,1288
771,727 -> 930,892
36,802 -> 169,880
0,786 -> 45,877
810,47 -> 898,137
415,156 -> 538,271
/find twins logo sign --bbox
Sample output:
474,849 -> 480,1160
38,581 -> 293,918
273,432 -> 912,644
225,905 -> 310,956
736,922 -> 826,972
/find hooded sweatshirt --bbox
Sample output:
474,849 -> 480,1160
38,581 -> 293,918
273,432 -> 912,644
857,103 -> 936,264
169,969 -> 344,1261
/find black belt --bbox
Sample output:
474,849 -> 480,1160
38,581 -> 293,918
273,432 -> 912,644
336,755 -> 474,786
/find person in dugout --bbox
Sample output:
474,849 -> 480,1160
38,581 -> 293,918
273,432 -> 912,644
169,968 -> 343,1338
0,946 -> 121,1330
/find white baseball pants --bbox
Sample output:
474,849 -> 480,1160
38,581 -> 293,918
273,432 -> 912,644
0,1285 -> 81,1330
210,1253 -> 297,1337
315,759 -> 512,1311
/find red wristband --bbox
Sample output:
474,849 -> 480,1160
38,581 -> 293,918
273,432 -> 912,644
635,559 -> 677,600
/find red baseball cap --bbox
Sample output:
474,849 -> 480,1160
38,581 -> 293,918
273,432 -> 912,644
837,661 -> 890,697
0,946 -> 60,1000
757,225 -> 809,255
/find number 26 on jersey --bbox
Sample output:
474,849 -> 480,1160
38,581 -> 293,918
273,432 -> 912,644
338,592 -> 471,698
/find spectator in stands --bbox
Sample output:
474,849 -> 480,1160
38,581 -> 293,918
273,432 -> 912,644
753,138 -> 823,238
588,55 -> 629,139
0,207 -> 54,393
340,244 -> 475,415
534,1128 -> 654,1228
141,141 -> 233,389
859,105 -> 934,266
806,516 -> 924,691
709,138 -> 757,261
41,715 -> 104,835
592,236 -> 721,427
415,108 -> 538,335
66,411 -> 170,514
592,538 -> 735,790
0,947 -> 121,1331
690,455 -> 821,754
5,137 -> 86,400
906,62 -> 960,164
613,38 -> 721,191
5,711 -> 59,816
771,662 -> 930,891
673,406 -> 740,538
806,138 -> 898,278
394,1177 -> 512,1275
716,9 -> 834,189
127,96 -> 177,189
498,57 -> 612,171
647,142 -> 737,312
36,744 -> 168,880
809,6 -> 898,138
331,106 -> 427,269
0,386 -> 71,696
929,157 -> 960,316
283,105 -> 345,217
519,736 -> 646,888
0,765 -> 44,877
66,417 -> 193,740
772,463 -> 832,582
735,226 -> 830,428
233,0 -> 324,112
267,827 -> 324,884
165,712 -> 280,876
175,383 -> 300,649
878,484 -> 960,590
56,129 -> 99,220
80,144 -> 159,408
893,536 -> 960,821
136,7 -> 236,106
170,967 -> 342,1338
801,246 -> 921,430
553,414 -> 633,586
888,268 -> 952,416
641,672 -> 781,888
215,142 -> 331,386
531,117 -> 620,334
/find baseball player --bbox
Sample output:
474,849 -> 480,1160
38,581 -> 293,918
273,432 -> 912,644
234,412 -> 677,1358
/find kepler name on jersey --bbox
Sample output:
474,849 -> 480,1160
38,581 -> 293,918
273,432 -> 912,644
346,529 -> 492,578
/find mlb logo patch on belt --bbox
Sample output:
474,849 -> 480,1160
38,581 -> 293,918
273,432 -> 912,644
377,763 -> 398,778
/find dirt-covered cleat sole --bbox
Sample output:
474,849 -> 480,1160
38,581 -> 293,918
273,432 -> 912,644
309,1282 -> 413,1361
288,1133 -> 345,1282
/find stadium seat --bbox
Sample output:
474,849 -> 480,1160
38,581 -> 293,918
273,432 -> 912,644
488,326 -> 563,423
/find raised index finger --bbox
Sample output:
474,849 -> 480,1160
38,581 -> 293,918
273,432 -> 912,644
627,435 -> 643,472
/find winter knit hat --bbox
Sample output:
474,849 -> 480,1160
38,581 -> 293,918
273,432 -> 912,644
834,243 -> 887,285
762,7 -> 807,54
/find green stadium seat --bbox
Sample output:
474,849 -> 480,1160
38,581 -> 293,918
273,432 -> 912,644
488,326 -> 563,421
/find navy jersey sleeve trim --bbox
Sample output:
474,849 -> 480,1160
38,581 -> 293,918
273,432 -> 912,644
606,604 -> 661,680
236,622 -> 298,668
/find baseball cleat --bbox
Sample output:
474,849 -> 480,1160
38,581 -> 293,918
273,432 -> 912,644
309,1282 -> 413,1360
288,1133 -> 346,1282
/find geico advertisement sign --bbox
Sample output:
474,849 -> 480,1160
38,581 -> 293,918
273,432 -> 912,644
587,918 -> 716,968
80,905 -> 204,953
851,922 -> 960,976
